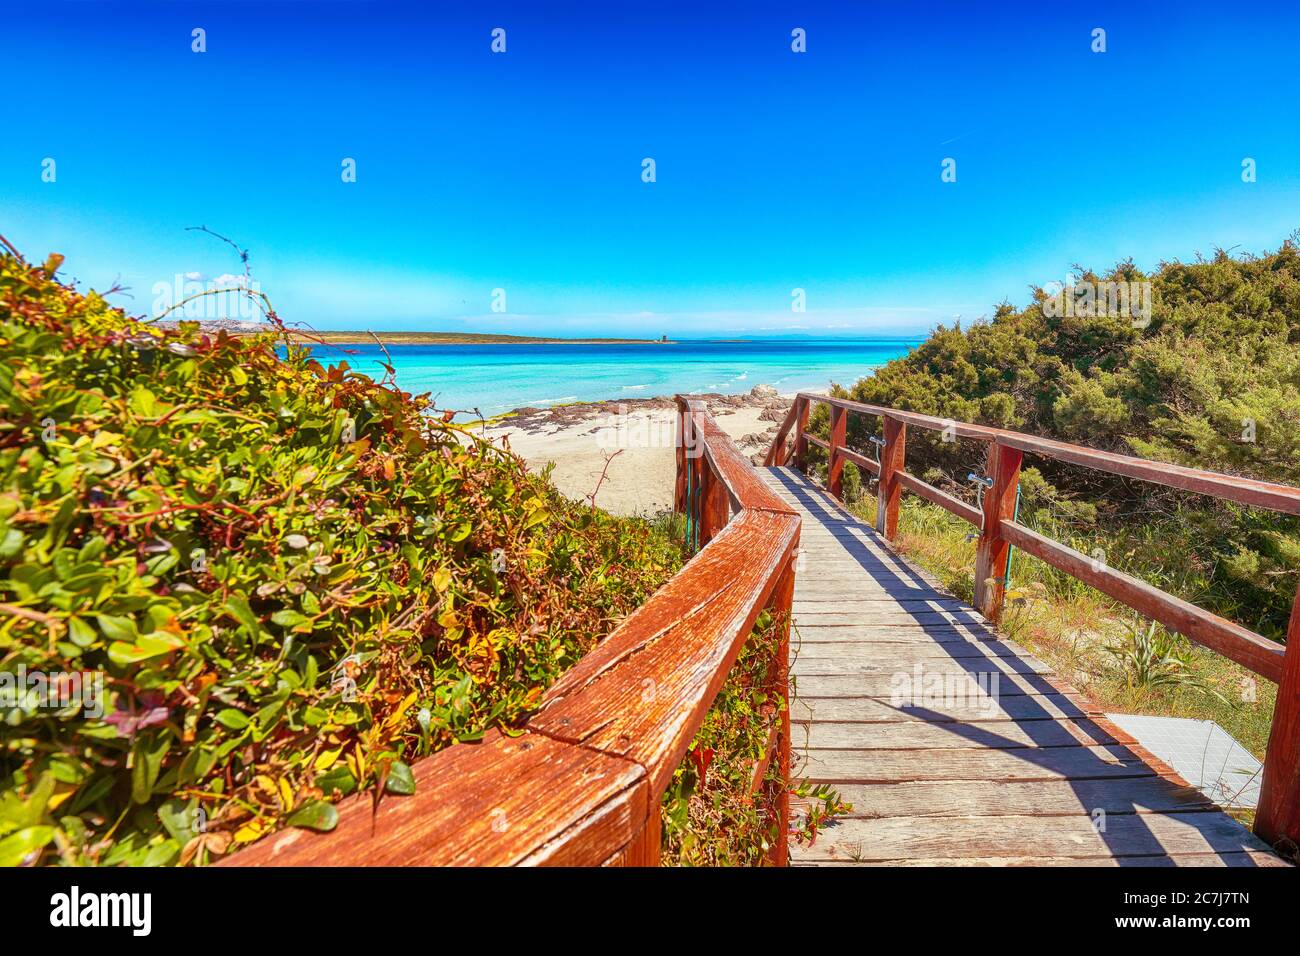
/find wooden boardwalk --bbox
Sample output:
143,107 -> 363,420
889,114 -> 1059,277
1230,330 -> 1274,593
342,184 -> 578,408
763,466 -> 1287,867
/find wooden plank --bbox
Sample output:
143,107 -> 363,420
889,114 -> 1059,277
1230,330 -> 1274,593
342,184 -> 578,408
792,671 -> 1064,699
1000,518 -> 1284,682
896,469 -> 982,525
793,652 -> 1050,677
790,691 -> 1096,724
803,777 -> 1216,818
791,608 -> 995,628
793,717 -> 1120,750
763,401 -> 801,466
800,394 -> 1001,443
795,743 -> 1161,784
801,393 -> 1300,516
1256,577 -> 1300,850
790,811 -> 1275,862
804,433 -> 830,450
222,731 -> 647,867
793,583 -> 946,597
998,431 -> 1300,515
794,851 -> 1290,867
682,398 -> 796,516
837,445 -> 880,477
794,596 -> 968,609
533,509 -> 800,794
794,641 -> 1051,668
793,622 -> 1001,641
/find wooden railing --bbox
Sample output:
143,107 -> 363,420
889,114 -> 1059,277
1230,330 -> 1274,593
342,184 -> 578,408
767,392 -> 1300,854
224,398 -> 799,866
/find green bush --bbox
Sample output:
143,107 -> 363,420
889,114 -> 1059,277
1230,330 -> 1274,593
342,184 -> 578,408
833,238 -> 1300,638
0,248 -> 682,866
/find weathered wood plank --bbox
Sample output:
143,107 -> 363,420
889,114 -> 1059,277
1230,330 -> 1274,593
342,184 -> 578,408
790,811 -> 1275,862
789,690 -> 1095,723
793,717 -> 1120,750
533,509 -> 800,794
791,671 -> 1063,700
794,598 -> 968,611
793,851 -> 1290,867
794,743 -> 1158,783
223,731 -> 647,867
792,612 -> 996,631
793,623 -> 1007,644
807,777 -> 1215,818
794,639 -> 1047,665
792,652 -> 1053,678
1001,518 -> 1284,682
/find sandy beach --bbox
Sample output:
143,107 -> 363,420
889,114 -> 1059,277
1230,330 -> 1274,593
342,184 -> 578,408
482,386 -> 802,515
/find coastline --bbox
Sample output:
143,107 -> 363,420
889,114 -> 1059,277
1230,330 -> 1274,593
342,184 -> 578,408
481,385 -> 814,515
288,332 -> 674,346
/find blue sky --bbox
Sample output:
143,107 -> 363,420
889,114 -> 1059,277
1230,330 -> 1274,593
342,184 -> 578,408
3,0 -> 1298,337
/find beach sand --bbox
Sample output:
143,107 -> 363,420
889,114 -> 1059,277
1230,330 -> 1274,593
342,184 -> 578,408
482,388 -> 800,516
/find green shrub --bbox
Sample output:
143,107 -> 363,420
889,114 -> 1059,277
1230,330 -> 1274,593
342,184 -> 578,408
0,248 -> 682,866
836,238 -> 1300,639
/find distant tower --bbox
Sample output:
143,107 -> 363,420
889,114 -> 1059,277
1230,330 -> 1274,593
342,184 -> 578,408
660,333 -> 668,343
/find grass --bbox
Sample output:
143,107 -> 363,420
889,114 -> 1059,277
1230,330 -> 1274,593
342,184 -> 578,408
843,491 -> 1278,771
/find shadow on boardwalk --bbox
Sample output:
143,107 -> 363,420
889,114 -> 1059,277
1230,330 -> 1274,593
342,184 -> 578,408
767,466 -> 1277,866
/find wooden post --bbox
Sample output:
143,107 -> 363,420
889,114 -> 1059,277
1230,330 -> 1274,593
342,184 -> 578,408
767,542 -> 797,866
698,461 -> 729,546
690,437 -> 703,550
827,404 -> 847,499
973,441 -> 1023,623
674,403 -> 687,513
1256,579 -> 1300,855
875,415 -> 906,539
615,808 -> 662,867
793,398 -> 810,472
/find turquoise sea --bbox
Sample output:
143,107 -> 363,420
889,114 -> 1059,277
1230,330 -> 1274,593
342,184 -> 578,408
300,337 -> 922,418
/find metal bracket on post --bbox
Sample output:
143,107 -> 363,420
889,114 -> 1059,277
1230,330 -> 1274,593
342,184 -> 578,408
973,444 -> 1023,623
875,417 -> 906,539
965,473 -> 993,542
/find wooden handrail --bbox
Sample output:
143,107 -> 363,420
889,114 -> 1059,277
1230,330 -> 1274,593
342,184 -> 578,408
771,391 -> 1300,854
224,400 -> 799,866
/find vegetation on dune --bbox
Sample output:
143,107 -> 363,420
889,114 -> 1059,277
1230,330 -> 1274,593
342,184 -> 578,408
0,245 -> 684,866
802,238 -> 1300,770
814,237 -> 1300,642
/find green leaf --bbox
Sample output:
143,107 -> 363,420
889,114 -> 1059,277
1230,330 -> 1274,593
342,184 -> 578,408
213,708 -> 250,731
286,800 -> 339,832
270,609 -> 310,630
129,385 -> 157,417
0,826 -> 55,867
315,765 -> 357,797
131,735 -> 169,804
95,613 -> 137,642
66,616 -> 98,648
385,760 -> 416,795
222,596 -> 261,640
107,631 -> 184,665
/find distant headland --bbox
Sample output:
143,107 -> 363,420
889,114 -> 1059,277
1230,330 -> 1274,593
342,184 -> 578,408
176,319 -> 674,345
